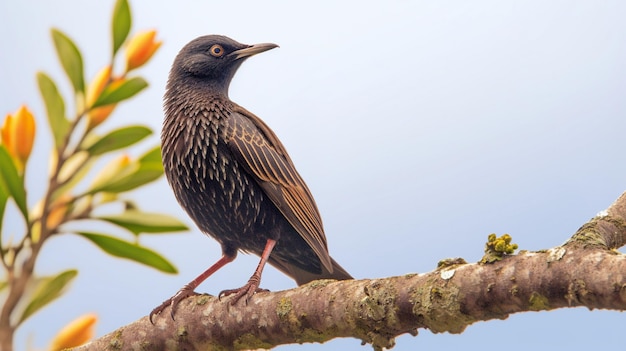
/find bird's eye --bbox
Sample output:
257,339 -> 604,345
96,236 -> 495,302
209,44 -> 225,57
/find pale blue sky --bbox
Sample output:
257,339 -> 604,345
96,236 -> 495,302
1,1 -> 625,350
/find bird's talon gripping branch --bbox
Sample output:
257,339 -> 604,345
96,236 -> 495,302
218,279 -> 268,305
149,286 -> 199,324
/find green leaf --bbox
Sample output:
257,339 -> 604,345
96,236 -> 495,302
111,0 -> 132,56
54,163 -> 95,200
36,72 -> 70,150
77,232 -> 177,273
18,270 -> 78,324
89,161 -> 163,194
138,145 -> 162,164
0,281 -> 7,292
92,77 -> 148,108
85,126 -> 152,156
0,146 -> 28,220
0,180 -> 7,239
0,153 -> 9,236
53,151 -> 95,200
97,210 -> 188,235
51,29 -> 85,94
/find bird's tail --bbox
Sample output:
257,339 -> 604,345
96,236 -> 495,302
270,256 -> 353,286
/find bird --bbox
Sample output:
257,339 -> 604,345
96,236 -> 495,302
150,35 -> 352,322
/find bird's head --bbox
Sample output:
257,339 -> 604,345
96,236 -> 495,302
169,35 -> 278,95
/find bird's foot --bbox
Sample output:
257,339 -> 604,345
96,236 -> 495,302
218,275 -> 269,305
149,285 -> 199,324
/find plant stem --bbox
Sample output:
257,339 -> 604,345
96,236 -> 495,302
0,109 -> 90,351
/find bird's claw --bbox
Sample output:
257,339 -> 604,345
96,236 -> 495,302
218,276 -> 269,305
149,286 -> 199,324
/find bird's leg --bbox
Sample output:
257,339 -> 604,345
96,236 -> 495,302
149,252 -> 236,323
219,238 -> 276,305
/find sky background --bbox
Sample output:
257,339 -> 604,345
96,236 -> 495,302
1,0 -> 625,350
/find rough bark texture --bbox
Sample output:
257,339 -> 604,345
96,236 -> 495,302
74,192 -> 626,351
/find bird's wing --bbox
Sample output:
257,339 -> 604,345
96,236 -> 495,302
224,104 -> 333,272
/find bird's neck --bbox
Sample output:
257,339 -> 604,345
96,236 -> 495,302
164,78 -> 233,119
166,73 -> 231,101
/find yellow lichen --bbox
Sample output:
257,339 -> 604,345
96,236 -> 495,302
437,257 -> 467,268
196,294 -> 210,305
233,333 -> 273,350
480,233 -> 519,263
176,326 -> 188,340
276,297 -> 293,320
308,279 -> 333,289
528,291 -> 549,311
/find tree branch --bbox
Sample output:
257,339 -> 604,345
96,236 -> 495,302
75,192 -> 626,350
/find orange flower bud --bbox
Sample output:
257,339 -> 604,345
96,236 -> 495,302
125,30 -> 162,71
86,65 -> 116,130
47,194 -> 72,229
1,105 -> 36,172
14,106 -> 36,162
1,114 -> 14,152
49,313 -> 97,351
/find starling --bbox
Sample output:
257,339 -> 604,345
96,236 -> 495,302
151,35 -> 352,321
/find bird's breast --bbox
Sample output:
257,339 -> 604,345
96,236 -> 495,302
161,99 -> 267,247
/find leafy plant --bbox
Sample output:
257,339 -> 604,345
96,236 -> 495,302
0,0 -> 186,350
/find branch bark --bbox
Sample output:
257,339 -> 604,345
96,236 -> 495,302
75,192 -> 626,350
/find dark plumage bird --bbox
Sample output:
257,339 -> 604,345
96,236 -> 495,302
151,35 -> 352,321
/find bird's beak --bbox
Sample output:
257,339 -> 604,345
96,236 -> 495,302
230,43 -> 279,60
